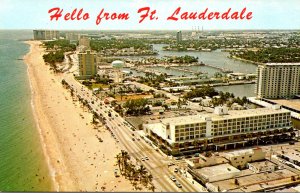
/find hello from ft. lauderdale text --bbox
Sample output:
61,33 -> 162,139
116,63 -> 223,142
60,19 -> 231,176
48,7 -> 253,25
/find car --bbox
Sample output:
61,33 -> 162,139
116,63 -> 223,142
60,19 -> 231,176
168,162 -> 174,167
175,157 -> 182,160
169,176 -> 176,182
174,168 -> 178,172
175,181 -> 182,188
289,141 -> 295,145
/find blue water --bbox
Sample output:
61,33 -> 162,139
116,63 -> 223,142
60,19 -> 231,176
0,30 -> 52,191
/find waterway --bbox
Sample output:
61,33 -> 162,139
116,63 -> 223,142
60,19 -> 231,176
124,44 -> 257,97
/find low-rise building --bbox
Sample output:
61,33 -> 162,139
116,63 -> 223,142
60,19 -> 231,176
224,148 -> 266,169
192,163 -> 241,183
248,160 -> 278,173
186,153 -> 229,169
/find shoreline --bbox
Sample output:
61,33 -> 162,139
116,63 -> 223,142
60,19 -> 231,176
23,41 -> 140,191
230,55 -> 264,65
24,41 -> 64,191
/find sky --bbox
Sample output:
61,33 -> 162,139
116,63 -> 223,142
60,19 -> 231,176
0,0 -> 299,30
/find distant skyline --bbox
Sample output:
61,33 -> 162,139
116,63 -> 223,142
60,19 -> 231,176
0,0 -> 299,30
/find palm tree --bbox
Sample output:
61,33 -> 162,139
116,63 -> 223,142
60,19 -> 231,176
121,150 -> 131,175
116,153 -> 122,171
137,165 -> 147,181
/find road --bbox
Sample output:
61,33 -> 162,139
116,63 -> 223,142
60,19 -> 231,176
62,75 -> 202,192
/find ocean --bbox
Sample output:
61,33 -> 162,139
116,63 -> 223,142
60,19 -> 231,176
0,30 -> 52,191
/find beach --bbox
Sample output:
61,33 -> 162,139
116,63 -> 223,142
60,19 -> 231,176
24,41 -> 139,191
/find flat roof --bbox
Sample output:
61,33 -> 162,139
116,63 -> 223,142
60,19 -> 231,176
210,168 -> 296,192
248,160 -> 276,168
265,63 -> 300,66
195,163 -> 240,179
224,148 -> 263,157
160,108 -> 290,126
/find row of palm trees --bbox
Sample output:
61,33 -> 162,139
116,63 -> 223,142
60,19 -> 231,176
115,150 -> 155,191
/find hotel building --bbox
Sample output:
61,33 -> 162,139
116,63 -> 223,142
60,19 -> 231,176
144,106 -> 294,155
78,50 -> 97,79
33,30 -> 60,40
256,63 -> 300,99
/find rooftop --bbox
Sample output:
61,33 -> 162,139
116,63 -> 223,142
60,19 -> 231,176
160,108 -> 289,126
264,63 -> 300,66
210,168 -> 296,192
195,163 -> 240,181
224,147 -> 263,157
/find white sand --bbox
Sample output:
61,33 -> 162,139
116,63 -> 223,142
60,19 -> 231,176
24,41 -> 140,191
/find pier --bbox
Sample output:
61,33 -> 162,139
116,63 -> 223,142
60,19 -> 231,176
203,63 -> 234,73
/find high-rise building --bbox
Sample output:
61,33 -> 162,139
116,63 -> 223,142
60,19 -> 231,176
78,50 -> 97,79
256,63 -> 300,99
33,30 -> 60,40
79,36 -> 91,49
65,32 -> 79,42
176,31 -> 182,43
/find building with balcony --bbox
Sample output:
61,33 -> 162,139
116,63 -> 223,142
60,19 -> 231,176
256,63 -> 300,99
144,106 -> 294,155
78,50 -> 97,79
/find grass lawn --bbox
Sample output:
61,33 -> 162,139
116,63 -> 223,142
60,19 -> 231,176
88,83 -> 109,90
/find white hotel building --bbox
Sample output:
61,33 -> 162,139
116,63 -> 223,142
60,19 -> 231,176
144,106 -> 293,155
256,63 -> 300,99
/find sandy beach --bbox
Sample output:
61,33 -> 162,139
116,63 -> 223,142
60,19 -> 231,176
24,41 -> 140,191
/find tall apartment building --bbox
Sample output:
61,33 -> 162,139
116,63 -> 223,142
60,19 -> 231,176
79,36 -> 91,49
78,50 -> 97,79
176,31 -> 182,43
144,106 -> 293,155
256,63 -> 300,99
65,32 -> 79,42
33,30 -> 60,40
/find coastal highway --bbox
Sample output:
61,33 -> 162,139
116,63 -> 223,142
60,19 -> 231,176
62,76 -> 201,192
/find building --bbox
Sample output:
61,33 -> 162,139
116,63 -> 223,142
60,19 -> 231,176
186,153 -> 229,169
33,30 -> 60,40
192,163 -> 241,183
144,106 -> 293,155
223,148 -> 266,169
247,160 -> 278,173
65,32 -> 79,43
256,63 -> 300,99
79,36 -> 91,48
78,50 -> 97,79
176,31 -> 182,43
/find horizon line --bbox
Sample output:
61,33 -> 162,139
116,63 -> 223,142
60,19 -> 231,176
1,28 -> 300,32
